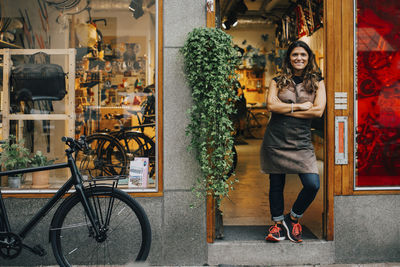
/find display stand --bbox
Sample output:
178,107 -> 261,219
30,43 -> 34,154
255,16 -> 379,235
0,48 -> 76,140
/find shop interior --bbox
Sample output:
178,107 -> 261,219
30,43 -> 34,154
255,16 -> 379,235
0,0 -> 157,191
218,0 -> 325,239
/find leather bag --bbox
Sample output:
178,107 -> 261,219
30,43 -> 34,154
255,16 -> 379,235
11,60 -> 67,101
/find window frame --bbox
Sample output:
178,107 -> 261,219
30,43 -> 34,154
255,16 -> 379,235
1,0 -> 164,198
352,0 -> 400,192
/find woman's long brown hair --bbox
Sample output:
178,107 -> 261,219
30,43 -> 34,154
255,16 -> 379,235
275,40 -> 322,93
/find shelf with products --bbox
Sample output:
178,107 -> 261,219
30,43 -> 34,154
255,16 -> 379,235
0,48 -> 76,141
236,68 -> 266,105
236,68 -> 265,92
75,57 -> 149,136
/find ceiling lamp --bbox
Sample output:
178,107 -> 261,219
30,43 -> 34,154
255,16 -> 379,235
129,0 -> 144,19
222,12 -> 238,30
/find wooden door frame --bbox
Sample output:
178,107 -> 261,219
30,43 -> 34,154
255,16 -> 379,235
324,0 -> 351,241
206,0 -> 349,243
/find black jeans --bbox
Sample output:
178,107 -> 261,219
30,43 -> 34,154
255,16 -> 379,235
269,173 -> 320,222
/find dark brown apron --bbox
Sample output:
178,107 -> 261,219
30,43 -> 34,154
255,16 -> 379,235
260,81 -> 318,174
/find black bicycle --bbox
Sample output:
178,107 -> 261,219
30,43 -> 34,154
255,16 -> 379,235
100,113 -> 156,179
245,103 -> 270,139
75,132 -> 129,178
0,136 -> 151,266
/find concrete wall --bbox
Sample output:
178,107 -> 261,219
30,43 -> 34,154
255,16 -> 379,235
334,195 -> 400,263
161,0 -> 208,265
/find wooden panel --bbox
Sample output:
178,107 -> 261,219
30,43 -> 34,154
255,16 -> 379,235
325,0 -> 335,241
334,0 -> 344,196
206,0 -> 216,28
206,0 -> 216,243
340,0 -> 349,195
341,0 -> 354,195
207,195 -> 216,242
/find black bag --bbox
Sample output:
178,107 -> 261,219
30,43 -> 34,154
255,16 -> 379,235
11,59 -> 67,101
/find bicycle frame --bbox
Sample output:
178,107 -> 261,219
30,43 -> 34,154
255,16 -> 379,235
0,148 -> 102,241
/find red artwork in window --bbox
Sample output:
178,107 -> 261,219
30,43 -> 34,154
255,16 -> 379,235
356,0 -> 400,187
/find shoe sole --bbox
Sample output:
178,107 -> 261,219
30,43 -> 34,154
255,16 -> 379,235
265,234 -> 285,242
282,220 -> 303,243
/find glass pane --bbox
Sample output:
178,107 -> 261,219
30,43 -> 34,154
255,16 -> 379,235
0,0 -> 158,192
355,0 -> 400,187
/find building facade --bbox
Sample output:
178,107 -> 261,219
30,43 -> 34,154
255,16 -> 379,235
1,0 -> 399,266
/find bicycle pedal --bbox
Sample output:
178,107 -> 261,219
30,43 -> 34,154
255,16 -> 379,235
32,245 -> 47,256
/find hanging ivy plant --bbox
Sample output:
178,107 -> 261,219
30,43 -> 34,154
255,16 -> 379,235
180,27 -> 241,206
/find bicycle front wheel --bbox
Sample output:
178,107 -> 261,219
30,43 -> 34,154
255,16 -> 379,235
50,186 -> 151,266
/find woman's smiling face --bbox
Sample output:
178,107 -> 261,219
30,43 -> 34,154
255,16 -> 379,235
290,47 -> 309,74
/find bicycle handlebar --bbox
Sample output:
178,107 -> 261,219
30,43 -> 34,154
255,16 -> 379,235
62,136 -> 89,152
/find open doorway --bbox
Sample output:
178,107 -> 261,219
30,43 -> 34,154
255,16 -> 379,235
217,0 -> 325,240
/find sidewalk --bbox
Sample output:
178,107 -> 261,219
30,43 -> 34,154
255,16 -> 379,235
26,263 -> 400,267
215,264 -> 400,267
160,264 -> 400,267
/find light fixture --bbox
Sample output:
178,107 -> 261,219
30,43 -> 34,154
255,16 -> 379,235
222,12 -> 238,30
129,0 -> 144,19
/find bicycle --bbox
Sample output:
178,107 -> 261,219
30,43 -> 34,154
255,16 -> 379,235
101,113 -> 156,179
245,103 -> 270,139
77,94 -> 157,180
0,136 -> 151,266
75,132 -> 129,178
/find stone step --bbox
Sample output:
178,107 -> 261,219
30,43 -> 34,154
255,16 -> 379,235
208,226 -> 335,266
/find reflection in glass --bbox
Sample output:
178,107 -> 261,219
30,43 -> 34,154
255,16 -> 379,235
356,0 -> 400,187
1,0 -> 157,191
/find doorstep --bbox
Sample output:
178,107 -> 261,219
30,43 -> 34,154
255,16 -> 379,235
208,226 -> 335,266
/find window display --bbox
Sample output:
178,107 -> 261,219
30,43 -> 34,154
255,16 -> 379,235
355,0 -> 400,188
0,0 -> 159,192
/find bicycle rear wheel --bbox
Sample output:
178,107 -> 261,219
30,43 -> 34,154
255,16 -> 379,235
76,133 -> 128,178
248,113 -> 270,139
50,186 -> 151,266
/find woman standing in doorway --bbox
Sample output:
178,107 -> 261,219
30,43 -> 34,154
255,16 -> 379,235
261,40 -> 326,243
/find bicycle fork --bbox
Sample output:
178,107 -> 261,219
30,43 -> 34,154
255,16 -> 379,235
74,183 -> 106,241
75,183 -> 117,243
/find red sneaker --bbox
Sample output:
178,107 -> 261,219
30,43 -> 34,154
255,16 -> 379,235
283,214 -> 303,243
265,224 -> 286,242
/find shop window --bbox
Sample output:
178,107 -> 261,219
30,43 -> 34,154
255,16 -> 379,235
355,0 -> 400,189
0,0 -> 161,194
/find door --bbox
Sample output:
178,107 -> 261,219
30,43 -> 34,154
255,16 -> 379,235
206,0 -> 336,242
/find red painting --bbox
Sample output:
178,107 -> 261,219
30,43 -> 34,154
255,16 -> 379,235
356,0 -> 400,187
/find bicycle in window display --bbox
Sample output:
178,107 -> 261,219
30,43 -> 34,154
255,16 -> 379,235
245,103 -> 271,139
78,97 -> 157,183
99,112 -> 157,179
0,136 -> 151,266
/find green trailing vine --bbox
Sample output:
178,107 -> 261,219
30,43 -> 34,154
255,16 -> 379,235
180,27 -> 241,206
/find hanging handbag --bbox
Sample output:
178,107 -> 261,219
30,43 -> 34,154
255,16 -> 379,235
10,52 -> 67,101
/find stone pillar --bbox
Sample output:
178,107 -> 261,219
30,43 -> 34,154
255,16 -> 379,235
161,0 -> 208,265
